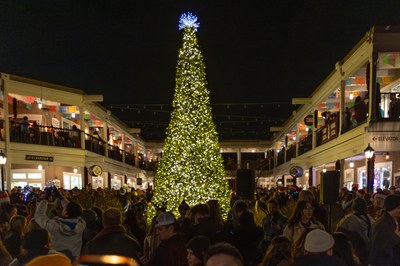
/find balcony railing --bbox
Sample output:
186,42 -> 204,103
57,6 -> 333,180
108,144 -> 123,162
84,133 -> 106,156
10,123 -> 82,148
298,133 -> 312,156
286,144 -> 296,162
277,148 -> 285,166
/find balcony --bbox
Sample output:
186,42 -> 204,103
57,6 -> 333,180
10,123 -> 82,148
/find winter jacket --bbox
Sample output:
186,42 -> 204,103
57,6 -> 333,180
369,212 -> 400,265
34,199 -> 86,258
148,233 -> 188,266
82,225 -> 142,260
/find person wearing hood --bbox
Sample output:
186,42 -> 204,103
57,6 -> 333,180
336,197 -> 375,247
34,186 -> 86,259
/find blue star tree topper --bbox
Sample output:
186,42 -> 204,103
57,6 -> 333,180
179,12 -> 200,31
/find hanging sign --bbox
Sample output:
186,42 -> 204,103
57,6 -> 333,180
304,115 -> 314,126
25,155 -> 54,162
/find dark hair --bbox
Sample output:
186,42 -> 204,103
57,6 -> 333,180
102,208 -> 121,227
234,201 -> 248,214
332,232 -> 356,266
186,236 -> 211,262
191,203 -> 210,217
287,200 -> 315,226
207,199 -> 224,226
261,236 -> 291,266
22,229 -> 49,249
204,242 -> 243,266
66,202 -> 82,219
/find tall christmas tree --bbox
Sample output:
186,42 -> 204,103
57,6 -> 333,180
150,13 -> 230,219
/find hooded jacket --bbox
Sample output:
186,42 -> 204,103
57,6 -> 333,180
34,199 -> 86,257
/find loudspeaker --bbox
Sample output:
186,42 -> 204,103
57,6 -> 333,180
236,169 -> 255,199
320,170 -> 340,204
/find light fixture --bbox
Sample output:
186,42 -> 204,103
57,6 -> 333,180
305,172 -> 309,177
0,151 -> 6,193
0,150 -> 7,165
38,164 -> 43,170
364,143 -> 375,159
349,161 -> 354,168
73,168 -> 78,173
322,168 -> 327,173
386,152 -> 390,160
71,112 -> 76,118
38,103 -> 43,109
349,91 -> 354,100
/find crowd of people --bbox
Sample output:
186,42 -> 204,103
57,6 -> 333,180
0,184 -> 399,266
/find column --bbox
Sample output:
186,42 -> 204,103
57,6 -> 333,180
366,155 -> 375,194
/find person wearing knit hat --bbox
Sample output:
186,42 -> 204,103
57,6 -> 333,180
370,194 -> 400,265
293,229 -> 346,266
186,235 -> 211,266
0,193 -> 10,204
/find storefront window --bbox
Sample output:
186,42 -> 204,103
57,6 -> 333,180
11,169 -> 44,189
92,176 -> 103,189
63,172 -> 82,190
358,162 -> 392,192
111,176 -> 122,190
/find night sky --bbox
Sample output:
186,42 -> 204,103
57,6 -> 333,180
1,1 -> 400,140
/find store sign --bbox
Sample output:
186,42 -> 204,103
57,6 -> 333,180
25,155 -> 54,162
368,132 -> 400,151
304,115 -> 314,126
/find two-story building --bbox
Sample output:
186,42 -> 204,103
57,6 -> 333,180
0,73 -> 154,191
266,26 -> 400,192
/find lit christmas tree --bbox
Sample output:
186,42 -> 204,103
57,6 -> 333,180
149,13 -> 231,219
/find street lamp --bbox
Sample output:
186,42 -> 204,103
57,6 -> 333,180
364,143 -> 375,194
0,150 -> 7,193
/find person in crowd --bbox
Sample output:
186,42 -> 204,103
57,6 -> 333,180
369,194 -> 400,265
332,232 -> 360,266
146,212 -> 188,266
231,211 -> 263,265
262,199 -> 288,247
368,192 -> 386,220
4,215 -> 26,258
341,191 -> 355,216
298,190 -> 327,229
34,187 -> 86,259
176,201 -> 191,234
142,216 -> 161,264
189,203 -> 224,244
82,207 -> 142,261
255,198 -> 288,264
224,200 -> 248,242
9,228 -> 69,266
293,229 -> 345,266
19,116 -> 30,142
389,185 -> 397,195
259,236 -> 292,266
283,200 -> 325,244
353,96 -> 367,123
125,202 -> 147,246
204,242 -> 244,266
0,239 -> 12,265
336,197 -> 374,248
186,235 -> 211,266
207,200 -> 224,228
81,209 -> 99,247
